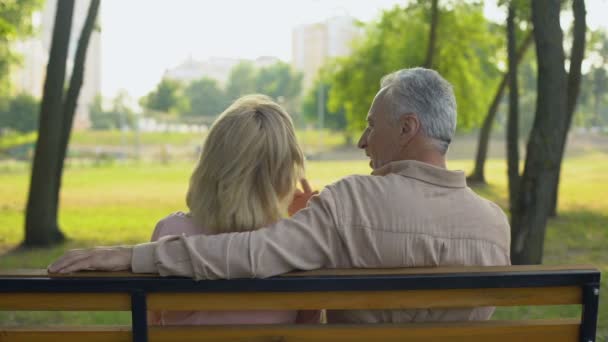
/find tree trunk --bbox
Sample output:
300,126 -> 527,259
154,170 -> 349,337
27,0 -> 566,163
23,0 -> 74,247
511,0 -> 568,265
468,32 -> 533,184
506,3 -> 520,216
548,0 -> 587,217
424,0 -> 439,69
52,0 -> 100,219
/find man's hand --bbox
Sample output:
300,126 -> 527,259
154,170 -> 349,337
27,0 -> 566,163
47,246 -> 133,274
288,178 -> 319,216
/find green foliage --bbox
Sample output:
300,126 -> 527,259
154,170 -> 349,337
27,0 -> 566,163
225,61 -> 303,117
225,61 -> 302,101
0,0 -> 43,97
139,78 -> 188,114
255,62 -> 303,101
143,61 -> 303,121
327,2 -> 504,136
497,0 -> 532,25
0,93 -> 39,132
0,130 -> 36,150
573,29 -> 608,128
225,61 -> 257,101
302,77 -> 347,132
184,77 -> 228,117
89,92 -> 137,130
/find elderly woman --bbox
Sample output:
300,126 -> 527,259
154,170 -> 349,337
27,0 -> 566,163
148,94 -> 318,325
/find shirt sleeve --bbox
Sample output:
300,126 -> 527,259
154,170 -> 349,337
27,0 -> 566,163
131,186 -> 348,279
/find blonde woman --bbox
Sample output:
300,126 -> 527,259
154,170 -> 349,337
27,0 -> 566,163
148,95 -> 318,326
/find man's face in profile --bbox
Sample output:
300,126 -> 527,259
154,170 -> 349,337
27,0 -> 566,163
357,89 -> 401,170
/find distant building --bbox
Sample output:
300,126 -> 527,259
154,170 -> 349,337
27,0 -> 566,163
11,0 -> 102,130
164,56 -> 280,86
292,16 -> 361,91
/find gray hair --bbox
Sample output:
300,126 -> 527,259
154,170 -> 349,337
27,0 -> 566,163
380,68 -> 457,154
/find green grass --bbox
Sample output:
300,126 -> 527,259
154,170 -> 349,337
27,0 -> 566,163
70,130 -> 205,146
0,132 -> 37,150
0,155 -> 606,338
67,129 -> 346,150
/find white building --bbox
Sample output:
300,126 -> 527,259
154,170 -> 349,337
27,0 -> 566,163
292,16 -> 361,91
11,0 -> 102,130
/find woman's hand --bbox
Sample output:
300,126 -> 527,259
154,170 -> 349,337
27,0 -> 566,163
288,178 -> 319,216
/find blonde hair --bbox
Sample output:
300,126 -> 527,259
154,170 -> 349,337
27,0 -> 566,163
186,94 -> 304,233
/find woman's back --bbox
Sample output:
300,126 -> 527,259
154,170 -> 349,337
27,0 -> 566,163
148,95 -> 319,326
149,212 -> 298,326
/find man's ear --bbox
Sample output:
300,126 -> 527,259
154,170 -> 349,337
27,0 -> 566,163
399,114 -> 420,145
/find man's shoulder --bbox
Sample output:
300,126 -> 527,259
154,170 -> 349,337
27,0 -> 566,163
328,173 -> 394,191
466,189 -> 509,221
463,189 -> 511,248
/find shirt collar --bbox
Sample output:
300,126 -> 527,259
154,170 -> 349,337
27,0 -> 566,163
371,160 -> 467,188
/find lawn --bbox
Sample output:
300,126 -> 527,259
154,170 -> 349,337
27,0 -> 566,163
68,129 -> 347,151
0,154 -> 606,338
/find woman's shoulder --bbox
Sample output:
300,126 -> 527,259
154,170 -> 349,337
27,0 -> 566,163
152,212 -> 203,241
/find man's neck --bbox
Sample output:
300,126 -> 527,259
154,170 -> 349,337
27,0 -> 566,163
415,153 -> 446,169
400,146 -> 447,169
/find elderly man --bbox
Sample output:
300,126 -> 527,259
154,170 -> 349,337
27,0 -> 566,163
49,68 -> 510,323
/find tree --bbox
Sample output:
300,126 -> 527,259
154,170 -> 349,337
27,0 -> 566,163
0,93 -> 39,132
184,77 -> 228,117
52,0 -> 101,230
256,62 -> 303,119
24,0 -> 75,246
302,78 -> 347,133
225,61 -> 257,101
574,30 -> 608,128
506,2 -> 521,217
510,0 -> 584,264
89,95 -> 114,130
255,62 -> 303,105
548,0 -> 587,217
587,66 -> 607,126
468,31 -> 533,184
328,2 -> 503,137
89,93 -> 136,130
140,78 -> 188,114
24,0 -> 101,247
225,61 -> 302,117
424,0 -> 439,68
0,0 -> 43,98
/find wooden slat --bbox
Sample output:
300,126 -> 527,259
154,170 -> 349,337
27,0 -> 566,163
146,286 -> 582,310
0,326 -> 132,342
0,286 -> 581,311
282,264 -> 599,277
0,265 -> 598,278
0,293 -> 131,311
0,320 -> 580,342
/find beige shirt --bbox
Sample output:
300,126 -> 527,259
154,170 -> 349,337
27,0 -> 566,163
132,160 -> 511,323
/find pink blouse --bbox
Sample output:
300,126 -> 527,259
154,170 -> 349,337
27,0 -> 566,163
148,212 -> 319,325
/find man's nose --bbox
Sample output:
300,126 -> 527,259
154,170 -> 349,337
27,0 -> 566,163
357,131 -> 367,149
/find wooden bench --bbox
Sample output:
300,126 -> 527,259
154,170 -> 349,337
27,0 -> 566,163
0,265 -> 601,342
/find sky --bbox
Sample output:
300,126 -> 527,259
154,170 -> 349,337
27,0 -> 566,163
99,0 -> 608,99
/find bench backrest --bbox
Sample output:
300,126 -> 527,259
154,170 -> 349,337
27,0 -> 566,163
0,265 -> 601,342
